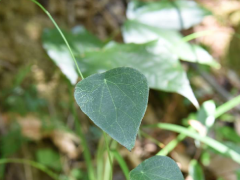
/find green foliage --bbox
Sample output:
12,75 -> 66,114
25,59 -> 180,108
4,85 -> 46,115
69,168 -> 84,179
224,142 -> 240,154
236,169 -> 240,180
5,0 -> 240,180
216,126 -> 240,143
1,65 -> 46,115
0,124 -> 27,178
129,156 -> 184,180
189,160 -> 205,180
201,151 -> 211,166
0,124 -> 27,157
74,67 -> 149,150
197,100 -> 216,129
36,148 -> 62,171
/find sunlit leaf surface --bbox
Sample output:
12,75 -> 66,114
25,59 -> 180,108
74,67 -> 149,150
197,100 -> 216,129
123,20 -> 219,68
127,0 -> 211,30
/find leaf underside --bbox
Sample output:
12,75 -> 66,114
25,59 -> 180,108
74,67 -> 149,150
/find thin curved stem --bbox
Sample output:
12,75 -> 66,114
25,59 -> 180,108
214,94 -> 240,118
30,0 -> 84,80
103,132 -> 113,180
140,130 -> 165,148
0,158 -> 59,180
157,133 -> 186,156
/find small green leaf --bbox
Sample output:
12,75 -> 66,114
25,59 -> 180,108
197,100 -> 216,129
189,159 -> 205,180
201,151 -> 211,166
127,0 -> 211,30
74,67 -> 149,150
129,156 -> 184,180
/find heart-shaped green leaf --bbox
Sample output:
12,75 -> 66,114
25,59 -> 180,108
74,67 -> 149,150
130,156 -> 184,180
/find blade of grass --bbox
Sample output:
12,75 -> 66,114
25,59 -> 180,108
140,130 -> 165,148
103,132 -> 113,180
144,123 -> 240,164
97,134 -> 105,180
157,133 -> 186,156
103,154 -> 112,180
111,150 -> 130,180
0,158 -> 59,180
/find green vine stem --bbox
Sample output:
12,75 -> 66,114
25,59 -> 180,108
30,0 -> 84,80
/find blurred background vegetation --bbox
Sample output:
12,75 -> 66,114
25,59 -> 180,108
1,0 -> 240,180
